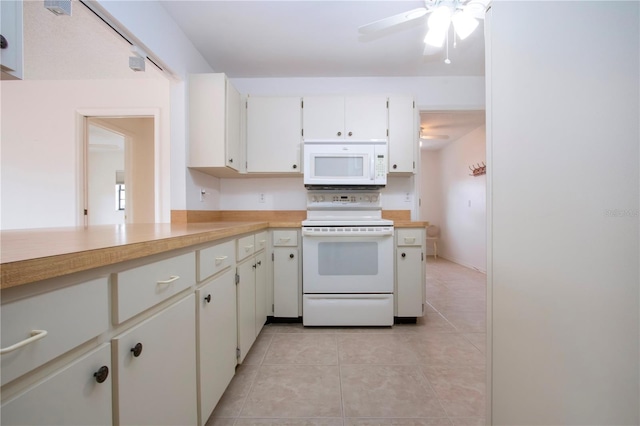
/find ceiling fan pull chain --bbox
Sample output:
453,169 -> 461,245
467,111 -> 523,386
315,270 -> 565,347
444,28 -> 451,64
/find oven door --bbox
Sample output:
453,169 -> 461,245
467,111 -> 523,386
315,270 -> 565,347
302,226 -> 394,293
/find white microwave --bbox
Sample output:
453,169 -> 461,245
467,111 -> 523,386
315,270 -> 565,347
303,140 -> 388,188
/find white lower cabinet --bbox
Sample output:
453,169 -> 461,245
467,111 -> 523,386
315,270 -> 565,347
112,294 -> 197,426
273,247 -> 300,318
196,268 -> 237,426
254,250 -> 268,336
236,232 -> 268,363
395,228 -> 426,317
272,229 -> 301,318
236,256 -> 256,363
1,344 -> 112,426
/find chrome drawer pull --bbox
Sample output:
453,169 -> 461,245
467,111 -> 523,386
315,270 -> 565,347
157,275 -> 180,285
279,238 -> 291,243
404,237 -> 416,244
0,330 -> 48,354
244,244 -> 254,252
214,256 -> 228,265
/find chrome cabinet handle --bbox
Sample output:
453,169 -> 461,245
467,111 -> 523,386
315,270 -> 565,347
157,275 -> 180,285
214,255 -> 228,265
244,244 -> 254,252
0,330 -> 48,354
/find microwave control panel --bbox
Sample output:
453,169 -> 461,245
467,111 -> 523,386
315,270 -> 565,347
375,154 -> 386,178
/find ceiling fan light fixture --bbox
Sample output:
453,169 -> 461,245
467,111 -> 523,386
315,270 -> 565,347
423,28 -> 447,48
427,5 -> 453,31
451,11 -> 479,40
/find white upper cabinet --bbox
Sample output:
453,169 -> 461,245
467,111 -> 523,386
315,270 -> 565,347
246,96 -> 302,174
302,96 -> 388,141
0,0 -> 23,80
188,73 -> 242,176
388,96 -> 417,174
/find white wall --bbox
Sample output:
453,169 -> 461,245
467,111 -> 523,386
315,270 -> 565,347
428,125 -> 486,271
487,2 -> 639,424
0,79 -> 170,230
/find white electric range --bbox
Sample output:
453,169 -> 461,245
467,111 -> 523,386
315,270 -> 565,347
301,190 -> 394,326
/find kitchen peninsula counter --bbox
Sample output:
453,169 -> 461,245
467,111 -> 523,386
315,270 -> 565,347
1,217 -> 426,289
0,222 -> 286,289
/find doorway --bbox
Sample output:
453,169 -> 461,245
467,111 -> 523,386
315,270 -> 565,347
82,115 -> 155,226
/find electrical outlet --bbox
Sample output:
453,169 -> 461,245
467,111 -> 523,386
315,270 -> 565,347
199,188 -> 206,202
259,193 -> 266,203
404,192 -> 411,202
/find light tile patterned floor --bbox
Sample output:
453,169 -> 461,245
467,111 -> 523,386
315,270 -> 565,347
206,258 -> 487,426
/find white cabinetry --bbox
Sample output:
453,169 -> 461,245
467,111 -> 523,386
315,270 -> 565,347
112,294 -> 197,426
189,73 -> 242,176
236,231 -> 268,363
388,96 -> 417,174
246,96 -> 302,173
1,344 -> 112,425
302,96 -> 388,141
272,229 -> 301,318
395,228 -> 426,318
196,268 -> 237,426
0,0 -> 23,80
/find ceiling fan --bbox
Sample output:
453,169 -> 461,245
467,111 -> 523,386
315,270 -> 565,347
358,0 -> 490,60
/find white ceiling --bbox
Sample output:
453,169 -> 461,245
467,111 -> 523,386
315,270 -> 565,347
159,0 -> 486,78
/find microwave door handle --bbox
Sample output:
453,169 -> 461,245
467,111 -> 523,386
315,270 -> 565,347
370,155 -> 375,181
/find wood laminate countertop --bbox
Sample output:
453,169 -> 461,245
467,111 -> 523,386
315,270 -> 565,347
1,219 -> 428,290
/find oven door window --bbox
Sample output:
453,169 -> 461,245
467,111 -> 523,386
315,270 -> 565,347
314,155 -> 364,178
318,241 -> 378,275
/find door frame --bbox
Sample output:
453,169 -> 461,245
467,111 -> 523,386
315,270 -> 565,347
76,108 -> 163,227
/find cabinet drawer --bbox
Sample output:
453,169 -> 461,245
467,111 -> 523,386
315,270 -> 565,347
114,252 -> 195,324
396,229 -> 425,247
1,344 -> 112,425
272,230 -> 298,247
236,234 -> 256,262
255,231 -> 268,251
1,277 -> 109,386
198,240 -> 235,282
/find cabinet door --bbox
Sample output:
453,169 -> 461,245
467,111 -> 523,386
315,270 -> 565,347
1,344 -> 112,426
344,96 -> 388,141
254,251 -> 268,335
388,96 -> 416,174
302,96 -> 345,140
236,260 -> 256,363
113,294 -> 197,426
273,247 -> 300,318
396,247 -> 424,317
196,269 -> 237,426
247,97 -> 302,173
225,79 -> 241,171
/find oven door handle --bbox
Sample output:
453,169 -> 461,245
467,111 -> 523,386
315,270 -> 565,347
302,229 -> 393,237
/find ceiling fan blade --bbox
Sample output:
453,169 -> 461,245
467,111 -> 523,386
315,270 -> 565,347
358,8 -> 429,34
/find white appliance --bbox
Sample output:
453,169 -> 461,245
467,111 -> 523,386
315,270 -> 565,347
303,140 -> 388,188
302,190 -> 394,326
